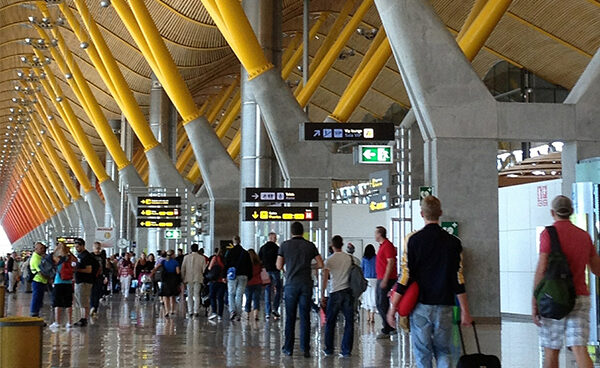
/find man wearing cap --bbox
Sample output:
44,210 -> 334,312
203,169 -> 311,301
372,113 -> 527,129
532,195 -> 600,368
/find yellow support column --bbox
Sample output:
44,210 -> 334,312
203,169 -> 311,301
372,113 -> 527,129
329,38 -> 392,122
226,131 -> 241,158
207,80 -> 239,123
27,78 -> 94,193
23,175 -> 53,221
29,61 -> 110,184
296,0 -> 373,107
64,1 -> 162,152
281,12 -> 329,80
19,157 -> 62,214
458,0 -> 513,61
33,20 -> 131,171
25,137 -> 71,207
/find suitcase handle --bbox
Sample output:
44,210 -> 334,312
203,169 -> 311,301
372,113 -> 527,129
458,322 -> 481,355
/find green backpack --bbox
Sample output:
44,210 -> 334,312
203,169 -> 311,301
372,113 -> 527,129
534,226 -> 576,320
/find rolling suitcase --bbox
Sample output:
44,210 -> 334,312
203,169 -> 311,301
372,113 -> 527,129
457,322 -> 501,368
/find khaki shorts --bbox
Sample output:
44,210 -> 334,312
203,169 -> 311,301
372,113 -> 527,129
540,296 -> 590,350
74,283 -> 93,309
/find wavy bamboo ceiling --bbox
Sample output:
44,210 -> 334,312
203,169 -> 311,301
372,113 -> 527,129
0,0 -> 599,174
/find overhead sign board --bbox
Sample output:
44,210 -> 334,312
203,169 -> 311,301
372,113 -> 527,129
137,219 -> 182,228
244,188 -> 319,203
419,186 -> 433,200
301,122 -> 395,141
136,207 -> 181,217
137,196 -> 181,206
56,236 -> 78,246
244,206 -> 319,221
356,145 -> 393,164
164,229 -> 182,239
369,170 -> 390,193
369,194 -> 389,213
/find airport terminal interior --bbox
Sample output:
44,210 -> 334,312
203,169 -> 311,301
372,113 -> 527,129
0,0 -> 600,366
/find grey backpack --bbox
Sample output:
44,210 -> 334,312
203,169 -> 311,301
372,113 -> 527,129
348,254 -> 368,297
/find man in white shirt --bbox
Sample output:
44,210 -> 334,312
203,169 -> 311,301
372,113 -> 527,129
321,235 -> 360,358
181,243 -> 207,318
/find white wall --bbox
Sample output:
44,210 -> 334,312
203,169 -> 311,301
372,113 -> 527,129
499,179 -> 562,315
331,201 -> 424,258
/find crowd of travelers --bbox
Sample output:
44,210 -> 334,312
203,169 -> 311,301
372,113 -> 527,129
7,194 -> 595,367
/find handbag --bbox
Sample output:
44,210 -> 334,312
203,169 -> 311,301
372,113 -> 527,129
206,264 -> 223,282
260,268 -> 271,285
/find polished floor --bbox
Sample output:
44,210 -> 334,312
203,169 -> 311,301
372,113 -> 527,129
3,289 -> 597,367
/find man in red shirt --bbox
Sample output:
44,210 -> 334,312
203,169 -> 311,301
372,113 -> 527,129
375,226 -> 398,339
533,195 -> 600,368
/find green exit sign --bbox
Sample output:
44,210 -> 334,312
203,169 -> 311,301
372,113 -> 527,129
164,229 -> 182,239
356,145 -> 393,164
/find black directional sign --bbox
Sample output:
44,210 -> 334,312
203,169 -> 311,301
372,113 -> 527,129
301,122 -> 395,141
137,219 -> 182,228
136,207 -> 181,217
244,188 -> 319,203
137,196 -> 181,206
56,236 -> 78,246
244,206 -> 319,221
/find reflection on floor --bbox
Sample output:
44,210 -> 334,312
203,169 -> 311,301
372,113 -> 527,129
3,291 -> 595,367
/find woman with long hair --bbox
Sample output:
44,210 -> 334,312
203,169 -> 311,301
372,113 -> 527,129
361,244 -> 378,323
207,247 -> 226,321
159,250 -> 181,317
49,242 -> 77,329
244,249 -> 263,321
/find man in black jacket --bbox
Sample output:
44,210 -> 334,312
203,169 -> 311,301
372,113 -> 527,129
387,196 -> 473,368
224,236 -> 252,321
259,232 -> 281,319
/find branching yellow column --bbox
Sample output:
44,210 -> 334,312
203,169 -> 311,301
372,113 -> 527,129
296,0 -> 373,107
64,1 -> 162,153
281,12 -> 329,80
458,0 -> 513,60
28,51 -> 110,184
207,79 -> 239,123
19,157 -> 62,213
25,136 -> 70,207
27,76 -> 94,193
23,174 -> 53,220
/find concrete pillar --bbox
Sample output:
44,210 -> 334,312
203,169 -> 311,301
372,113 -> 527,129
240,0 -> 280,250
424,138 -> 500,318
562,142 -> 600,194
375,0 -> 500,319
168,102 -> 178,163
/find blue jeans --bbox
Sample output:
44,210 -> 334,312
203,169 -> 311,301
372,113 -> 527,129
324,288 -> 355,356
264,271 -> 282,315
227,275 -> 248,315
244,284 -> 262,312
410,303 -> 454,368
30,281 -> 46,317
209,282 -> 226,316
283,283 -> 312,353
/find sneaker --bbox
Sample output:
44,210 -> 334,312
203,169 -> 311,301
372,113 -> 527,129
188,313 -> 194,318
208,313 -> 218,320
272,311 -> 281,319
322,350 -> 333,357
49,322 -> 60,329
74,318 -> 88,327
265,314 -> 270,320
229,312 -> 237,321
339,353 -> 351,358
65,323 -> 72,329
217,316 -> 223,322
194,313 -> 200,318
235,314 -> 241,321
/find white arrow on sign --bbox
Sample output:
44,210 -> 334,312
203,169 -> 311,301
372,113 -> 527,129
252,193 -> 259,200
363,149 -> 376,160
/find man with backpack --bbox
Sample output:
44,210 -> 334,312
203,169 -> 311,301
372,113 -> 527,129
224,236 -> 252,321
29,242 -> 49,317
532,195 -> 600,368
386,196 -> 473,368
321,235 -> 361,358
